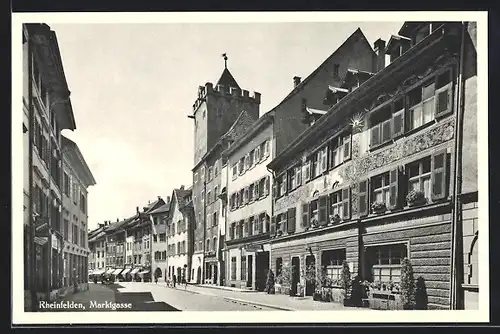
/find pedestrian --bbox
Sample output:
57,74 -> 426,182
172,274 -> 176,288
155,275 -> 158,284
182,275 -> 187,289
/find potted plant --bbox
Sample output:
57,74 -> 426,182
276,229 -> 283,237
400,258 -> 416,310
329,214 -> 342,225
310,218 -> 319,228
406,189 -> 427,207
340,261 -> 352,306
371,201 -> 387,214
265,269 -> 275,294
313,269 -> 325,301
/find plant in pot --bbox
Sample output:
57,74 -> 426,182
371,201 -> 387,214
329,214 -> 342,225
400,258 -> 416,310
406,189 -> 427,207
340,260 -> 352,306
265,269 -> 275,294
310,218 -> 319,228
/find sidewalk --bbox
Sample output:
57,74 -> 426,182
153,282 -> 366,311
38,283 -> 116,312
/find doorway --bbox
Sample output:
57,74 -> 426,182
247,255 -> 253,288
305,255 -> 316,296
213,265 -> 218,285
291,256 -> 300,296
255,252 -> 269,291
196,267 -> 201,284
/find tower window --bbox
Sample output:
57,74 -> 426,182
333,64 -> 340,77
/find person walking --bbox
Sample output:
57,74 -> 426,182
172,274 -> 176,288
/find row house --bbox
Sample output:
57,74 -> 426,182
219,27 -> 379,291
150,197 -> 171,281
60,135 -> 96,295
88,224 -> 106,272
23,23 -> 84,310
189,66 -> 261,285
267,21 -> 478,310
166,187 -> 194,282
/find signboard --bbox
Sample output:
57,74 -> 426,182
243,244 -> 263,253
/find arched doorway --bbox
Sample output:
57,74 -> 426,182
196,267 -> 201,284
155,267 -> 162,279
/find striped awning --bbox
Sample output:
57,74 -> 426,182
130,268 -> 140,275
105,268 -> 114,274
34,236 -> 48,245
112,269 -> 123,275
92,269 -> 105,275
121,268 -> 131,275
139,270 -> 150,275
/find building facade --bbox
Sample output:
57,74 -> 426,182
167,187 -> 194,283
60,135 -> 96,294
23,23 -> 78,310
267,21 -> 477,310
224,115 -> 273,291
150,198 -> 171,281
189,66 -> 261,285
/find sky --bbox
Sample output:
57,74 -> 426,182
49,21 -> 403,230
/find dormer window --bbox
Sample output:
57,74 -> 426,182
333,64 -> 340,78
414,23 -> 431,45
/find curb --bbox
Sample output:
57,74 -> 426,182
195,284 -> 258,293
219,296 -> 295,311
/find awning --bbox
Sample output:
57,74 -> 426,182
112,269 -> 123,275
139,270 -> 150,275
34,236 -> 48,245
130,268 -> 140,275
92,269 -> 105,275
121,268 -> 131,275
105,268 -> 114,274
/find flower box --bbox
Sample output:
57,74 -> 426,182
371,202 -> 387,214
406,190 -> 427,207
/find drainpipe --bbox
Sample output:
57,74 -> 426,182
266,166 -> 276,277
202,179 -> 207,283
27,28 -> 38,312
450,21 -> 468,310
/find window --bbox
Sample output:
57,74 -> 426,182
321,249 -> 346,285
260,140 -> 269,160
238,220 -> 244,238
371,172 -> 391,209
275,212 -> 287,234
248,216 -> 255,236
213,212 -> 218,226
249,184 -> 254,202
239,189 -> 244,207
80,192 -> 86,213
159,233 -> 166,242
258,213 -> 266,234
277,174 -> 286,197
214,186 -> 218,200
244,187 -> 249,205
287,164 -> 302,191
182,241 -> 186,254
214,164 -> 218,177
231,257 -> 237,280
207,191 -> 212,204
366,243 -> 407,283
63,173 -> 70,196
333,64 -> 340,77
309,199 -> 319,224
238,157 -> 245,175
329,190 -> 343,218
407,80 -> 435,130
205,239 -> 210,252
249,150 -> 255,168
276,258 -> 283,277
232,164 -> 238,179
244,154 -> 250,170
230,193 -> 236,210
369,105 -> 393,147
63,219 -> 69,240
330,132 -> 352,168
407,157 -> 432,201
241,256 -> 247,281
287,207 -> 296,234
259,178 -> 265,198
208,167 -> 213,181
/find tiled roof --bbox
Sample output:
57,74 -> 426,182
223,110 -> 258,142
149,202 -> 170,215
174,188 -> 192,211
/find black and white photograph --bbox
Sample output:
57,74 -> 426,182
12,11 -> 488,324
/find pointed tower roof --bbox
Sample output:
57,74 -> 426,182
216,68 -> 241,89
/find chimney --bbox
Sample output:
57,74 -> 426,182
180,185 -> 185,190
293,76 -> 302,87
136,206 -> 139,213
158,196 -> 162,201
117,218 -> 119,222
374,38 -> 386,71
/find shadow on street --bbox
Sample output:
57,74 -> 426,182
107,284 -> 180,311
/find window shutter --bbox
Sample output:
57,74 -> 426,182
435,83 -> 453,118
296,166 -> 302,186
431,149 -> 448,200
343,135 -> 351,160
270,216 -> 276,237
283,175 -> 288,194
392,110 -> 405,137
244,187 -> 249,204
265,140 -> 270,157
388,168 -> 400,210
244,219 -> 249,236
358,179 -> 369,217
265,176 -> 270,196
301,203 -> 310,228
318,196 -> 328,226
272,181 -> 277,199
287,207 -> 296,233
342,187 -> 351,220
320,149 -> 327,172
370,125 -> 381,147
245,154 -> 250,171
259,217 -> 264,234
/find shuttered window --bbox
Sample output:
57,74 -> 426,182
358,179 -> 369,217
388,168 -> 400,210
318,196 -> 328,226
342,188 -> 351,220
301,203 -> 310,228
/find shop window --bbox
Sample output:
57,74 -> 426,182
366,243 -> 407,283
321,249 -> 346,284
